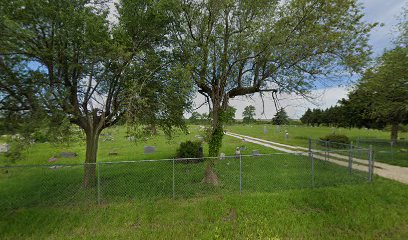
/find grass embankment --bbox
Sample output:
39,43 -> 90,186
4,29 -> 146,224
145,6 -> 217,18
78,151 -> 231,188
1,178 -> 407,239
227,125 -> 408,167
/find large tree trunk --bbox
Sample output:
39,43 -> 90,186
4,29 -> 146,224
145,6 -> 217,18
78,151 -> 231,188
83,128 -> 101,188
202,103 -> 224,185
390,123 -> 399,144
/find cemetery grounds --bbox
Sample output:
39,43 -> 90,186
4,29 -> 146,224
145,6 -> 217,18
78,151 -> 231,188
0,125 -> 408,239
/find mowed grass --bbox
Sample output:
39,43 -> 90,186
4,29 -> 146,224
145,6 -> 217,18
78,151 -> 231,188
0,152 -> 368,210
0,125 -> 278,166
1,178 -> 408,239
227,124 -> 408,167
1,125 -> 408,239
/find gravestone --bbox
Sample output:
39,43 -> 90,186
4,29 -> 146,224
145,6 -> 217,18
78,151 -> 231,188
60,152 -> 77,158
276,125 -> 280,133
235,147 -> 241,158
48,156 -> 57,162
239,146 -> 247,151
219,152 -> 225,160
127,136 -> 135,141
0,144 -> 10,153
284,130 -> 289,140
144,146 -> 156,154
195,135 -> 204,140
252,150 -> 260,156
108,152 -> 118,156
263,126 -> 267,134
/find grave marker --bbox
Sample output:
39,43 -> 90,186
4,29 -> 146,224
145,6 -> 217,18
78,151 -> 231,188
144,146 -> 156,154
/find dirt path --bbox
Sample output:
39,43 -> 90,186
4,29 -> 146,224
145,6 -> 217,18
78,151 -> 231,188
226,132 -> 408,185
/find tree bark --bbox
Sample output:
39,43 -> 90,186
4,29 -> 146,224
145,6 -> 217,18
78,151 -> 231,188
83,128 -> 101,188
390,123 -> 399,144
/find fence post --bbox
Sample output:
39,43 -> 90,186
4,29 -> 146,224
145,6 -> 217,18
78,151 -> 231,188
172,159 -> 175,199
356,137 -> 360,159
348,142 -> 353,175
309,138 -> 314,188
97,162 -> 101,205
239,154 -> 243,193
368,145 -> 373,182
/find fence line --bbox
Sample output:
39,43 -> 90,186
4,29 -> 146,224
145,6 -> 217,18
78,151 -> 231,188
0,148 -> 374,210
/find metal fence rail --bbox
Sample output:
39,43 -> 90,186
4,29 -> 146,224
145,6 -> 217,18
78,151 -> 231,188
0,149 -> 373,210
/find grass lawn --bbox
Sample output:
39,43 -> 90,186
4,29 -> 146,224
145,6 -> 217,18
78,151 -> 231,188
0,125 -> 279,166
1,125 -> 407,239
227,124 -> 408,167
1,178 -> 407,239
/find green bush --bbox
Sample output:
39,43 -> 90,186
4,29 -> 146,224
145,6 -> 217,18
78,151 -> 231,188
175,140 -> 204,163
319,134 -> 350,149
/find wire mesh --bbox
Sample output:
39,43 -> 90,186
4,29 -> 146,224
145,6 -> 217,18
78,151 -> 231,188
0,150 -> 372,210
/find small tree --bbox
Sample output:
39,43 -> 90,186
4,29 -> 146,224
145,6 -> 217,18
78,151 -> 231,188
272,108 -> 289,125
242,105 -> 256,123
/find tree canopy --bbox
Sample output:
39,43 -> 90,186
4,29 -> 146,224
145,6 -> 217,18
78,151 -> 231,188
0,0 -> 192,186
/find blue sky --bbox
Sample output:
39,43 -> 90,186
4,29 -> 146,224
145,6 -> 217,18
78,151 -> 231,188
191,0 -> 407,120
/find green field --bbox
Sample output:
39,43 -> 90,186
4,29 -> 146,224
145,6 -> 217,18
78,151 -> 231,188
1,125 -> 408,239
227,124 -> 408,167
1,178 -> 408,239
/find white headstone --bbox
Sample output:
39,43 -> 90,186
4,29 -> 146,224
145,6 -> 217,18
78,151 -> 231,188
220,152 -> 225,160
263,126 -> 267,134
0,144 -> 9,153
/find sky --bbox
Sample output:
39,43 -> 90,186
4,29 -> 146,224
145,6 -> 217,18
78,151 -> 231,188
188,0 -> 407,120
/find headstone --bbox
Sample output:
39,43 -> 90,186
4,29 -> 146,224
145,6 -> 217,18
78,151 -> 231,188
108,152 -> 118,156
239,146 -> 246,151
235,147 -> 241,158
48,157 -> 57,162
195,135 -> 203,140
128,136 -> 135,141
144,146 -> 156,154
252,150 -> 260,156
263,126 -> 267,134
276,125 -> 280,133
284,130 -> 289,140
220,152 -> 225,160
0,144 -> 10,153
60,152 -> 77,158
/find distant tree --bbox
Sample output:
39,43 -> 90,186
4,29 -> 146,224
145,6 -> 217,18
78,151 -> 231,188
223,106 -> 236,125
242,105 -> 256,123
189,112 -> 202,124
272,108 -> 290,125
300,108 -> 313,126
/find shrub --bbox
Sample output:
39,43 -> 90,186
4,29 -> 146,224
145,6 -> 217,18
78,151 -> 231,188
319,134 -> 350,149
175,140 -> 204,163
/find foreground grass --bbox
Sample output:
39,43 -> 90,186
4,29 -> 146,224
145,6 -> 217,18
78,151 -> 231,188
227,125 -> 408,167
1,178 -> 407,239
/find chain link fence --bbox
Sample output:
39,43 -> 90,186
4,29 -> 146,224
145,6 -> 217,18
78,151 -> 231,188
355,138 -> 408,166
0,148 -> 374,210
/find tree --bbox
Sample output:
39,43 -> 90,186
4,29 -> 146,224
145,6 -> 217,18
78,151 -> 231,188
223,106 -> 236,125
300,108 -> 312,126
0,0 -> 191,186
272,108 -> 289,125
170,0 -> 374,157
353,47 -> 408,142
168,0 -> 374,184
189,112 -> 202,124
242,105 -> 256,123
